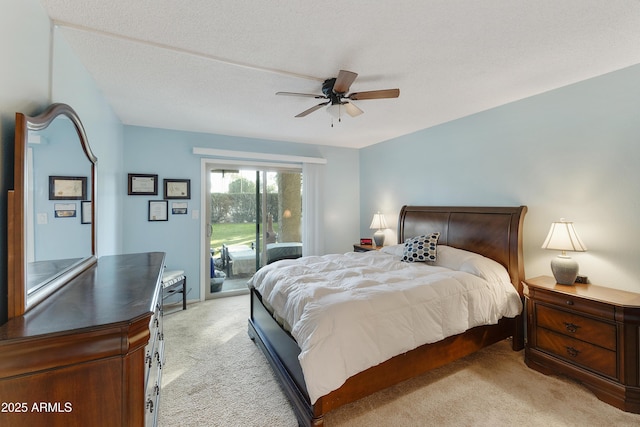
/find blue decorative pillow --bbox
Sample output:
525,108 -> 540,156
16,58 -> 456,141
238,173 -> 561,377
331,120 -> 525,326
402,232 -> 440,263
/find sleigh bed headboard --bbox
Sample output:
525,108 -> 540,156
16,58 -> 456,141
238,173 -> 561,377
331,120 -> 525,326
397,205 -> 527,293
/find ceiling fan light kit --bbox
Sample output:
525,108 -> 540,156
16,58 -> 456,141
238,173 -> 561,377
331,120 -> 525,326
277,70 -> 399,124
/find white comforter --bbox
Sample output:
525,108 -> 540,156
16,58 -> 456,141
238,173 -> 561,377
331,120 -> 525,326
249,246 -> 522,404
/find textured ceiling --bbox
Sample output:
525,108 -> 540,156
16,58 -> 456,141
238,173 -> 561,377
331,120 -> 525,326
40,0 -> 640,148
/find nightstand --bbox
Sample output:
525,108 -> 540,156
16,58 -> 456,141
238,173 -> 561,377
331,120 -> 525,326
524,275 -> 640,414
353,244 -> 381,252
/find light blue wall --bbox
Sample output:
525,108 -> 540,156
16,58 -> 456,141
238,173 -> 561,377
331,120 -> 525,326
122,126 -> 360,301
360,64 -> 640,292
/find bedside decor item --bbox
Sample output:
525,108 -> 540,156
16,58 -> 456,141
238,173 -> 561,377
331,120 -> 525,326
369,212 -> 388,247
541,218 -> 587,285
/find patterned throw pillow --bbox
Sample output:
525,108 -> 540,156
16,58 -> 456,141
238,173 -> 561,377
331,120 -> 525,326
402,232 -> 440,263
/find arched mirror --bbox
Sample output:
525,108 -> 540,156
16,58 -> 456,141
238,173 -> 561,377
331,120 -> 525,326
8,103 -> 97,318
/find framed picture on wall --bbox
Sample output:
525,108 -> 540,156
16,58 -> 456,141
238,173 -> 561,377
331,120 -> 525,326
128,173 -> 158,195
171,202 -> 188,215
54,203 -> 77,218
49,176 -> 87,200
164,179 -> 191,199
81,201 -> 92,224
148,200 -> 168,221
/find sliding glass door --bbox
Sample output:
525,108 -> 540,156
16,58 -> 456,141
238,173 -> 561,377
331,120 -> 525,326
206,165 -> 302,297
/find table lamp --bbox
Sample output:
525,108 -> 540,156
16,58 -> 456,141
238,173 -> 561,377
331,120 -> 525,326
369,212 -> 388,247
541,218 -> 587,285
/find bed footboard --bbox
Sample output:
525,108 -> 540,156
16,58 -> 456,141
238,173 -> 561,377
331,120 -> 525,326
248,289 -> 320,426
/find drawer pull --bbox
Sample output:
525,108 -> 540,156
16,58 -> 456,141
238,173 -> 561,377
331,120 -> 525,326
566,346 -> 580,358
563,322 -> 580,333
565,300 -> 574,306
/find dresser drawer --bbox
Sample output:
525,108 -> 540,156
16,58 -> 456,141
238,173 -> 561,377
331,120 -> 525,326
145,287 -> 164,427
536,327 -> 617,378
536,304 -> 616,350
534,289 -> 615,320
145,339 -> 163,427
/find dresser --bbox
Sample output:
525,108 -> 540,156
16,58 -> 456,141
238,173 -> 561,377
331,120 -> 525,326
0,252 -> 166,427
524,276 -> 640,413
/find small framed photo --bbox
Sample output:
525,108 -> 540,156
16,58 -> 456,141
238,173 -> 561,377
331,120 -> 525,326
148,200 -> 168,221
49,176 -> 87,200
171,202 -> 188,215
54,203 -> 77,218
164,179 -> 191,199
81,201 -> 92,224
128,173 -> 158,195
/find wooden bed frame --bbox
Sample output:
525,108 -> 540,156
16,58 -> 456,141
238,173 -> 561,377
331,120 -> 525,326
248,205 -> 527,426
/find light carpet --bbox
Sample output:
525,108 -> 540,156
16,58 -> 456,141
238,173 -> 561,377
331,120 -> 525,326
159,296 -> 640,427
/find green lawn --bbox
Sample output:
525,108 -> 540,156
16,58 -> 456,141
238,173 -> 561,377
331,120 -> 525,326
210,222 -> 279,254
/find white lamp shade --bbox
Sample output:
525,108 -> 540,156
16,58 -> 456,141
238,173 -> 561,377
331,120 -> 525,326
369,213 -> 388,230
541,219 -> 587,252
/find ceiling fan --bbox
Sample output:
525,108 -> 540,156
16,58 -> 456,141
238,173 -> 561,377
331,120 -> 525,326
276,70 -> 399,120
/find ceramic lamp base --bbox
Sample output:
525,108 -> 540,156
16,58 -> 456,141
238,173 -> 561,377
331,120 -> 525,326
551,255 -> 579,285
373,230 -> 385,247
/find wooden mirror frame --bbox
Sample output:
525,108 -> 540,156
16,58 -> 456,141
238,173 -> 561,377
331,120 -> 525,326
7,103 -> 97,318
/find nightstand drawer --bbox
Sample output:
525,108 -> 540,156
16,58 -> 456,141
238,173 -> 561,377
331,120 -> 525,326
537,327 -> 617,378
534,288 -> 615,320
536,305 -> 616,351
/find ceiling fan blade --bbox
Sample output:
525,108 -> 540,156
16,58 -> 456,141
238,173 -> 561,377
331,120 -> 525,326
344,102 -> 364,117
333,70 -> 358,94
295,101 -> 330,118
276,91 -> 325,99
348,88 -> 400,100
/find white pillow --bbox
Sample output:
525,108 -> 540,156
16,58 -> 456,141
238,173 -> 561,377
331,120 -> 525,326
379,244 -> 405,257
434,245 -> 511,285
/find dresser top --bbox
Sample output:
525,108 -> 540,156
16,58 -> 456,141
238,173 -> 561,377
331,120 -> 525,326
0,252 -> 165,341
524,275 -> 640,308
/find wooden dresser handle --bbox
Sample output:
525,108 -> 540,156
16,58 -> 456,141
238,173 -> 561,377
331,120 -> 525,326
566,300 -> 574,305
566,346 -> 580,357
563,322 -> 580,333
